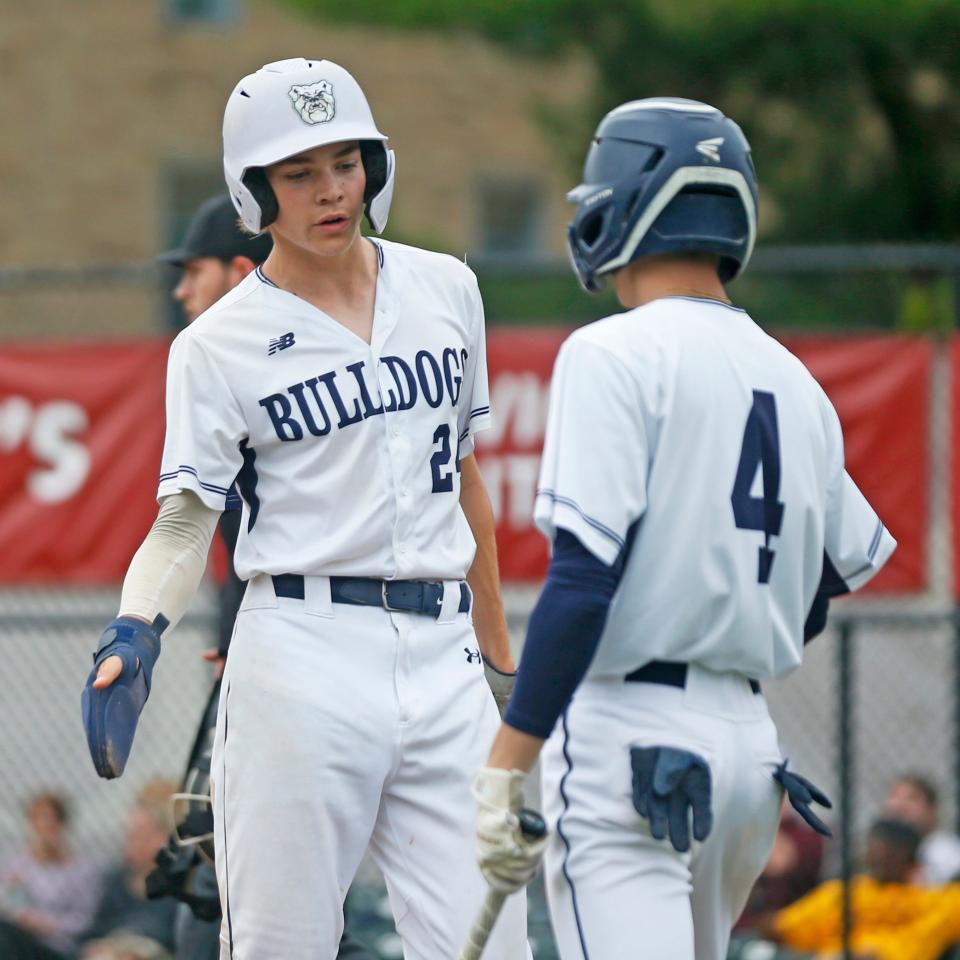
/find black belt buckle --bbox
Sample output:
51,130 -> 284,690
381,580 -> 445,616
382,581 -> 420,614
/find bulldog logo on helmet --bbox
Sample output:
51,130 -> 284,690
289,80 -> 336,125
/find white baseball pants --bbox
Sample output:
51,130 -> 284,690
211,573 -> 530,959
540,665 -> 783,960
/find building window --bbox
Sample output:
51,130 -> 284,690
166,0 -> 237,25
475,176 -> 544,260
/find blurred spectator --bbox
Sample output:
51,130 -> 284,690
884,773 -> 960,885
736,797 -> 826,932
0,791 -> 101,959
81,780 -> 179,960
754,818 -> 960,960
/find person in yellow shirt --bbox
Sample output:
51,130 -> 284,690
755,818 -> 960,960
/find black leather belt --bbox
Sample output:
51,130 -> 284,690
272,574 -> 470,619
625,660 -> 761,695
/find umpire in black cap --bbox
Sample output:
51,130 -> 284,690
159,193 -> 272,324
157,192 -> 270,680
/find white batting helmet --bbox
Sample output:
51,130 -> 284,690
223,58 -> 396,234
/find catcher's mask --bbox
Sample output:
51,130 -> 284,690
171,763 -> 215,865
146,678 -> 222,920
169,678 -> 220,865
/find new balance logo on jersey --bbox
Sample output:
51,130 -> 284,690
696,137 -> 724,162
268,333 -> 296,356
464,648 -> 481,664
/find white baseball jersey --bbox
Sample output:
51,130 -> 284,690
534,295 -> 896,680
165,237 -> 532,956
157,238 -> 491,581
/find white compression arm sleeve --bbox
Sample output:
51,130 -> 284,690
119,491 -> 222,631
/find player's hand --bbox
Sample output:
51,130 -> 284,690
482,658 -> 516,717
91,655 -> 124,689
92,614 -> 154,689
81,616 -> 164,779
472,767 -> 549,893
202,648 -> 226,680
14,908 -> 55,937
630,746 -> 714,852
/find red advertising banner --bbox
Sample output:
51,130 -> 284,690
0,342 -> 167,583
0,333 -> 931,592
781,336 -> 931,595
476,329 -> 567,583
483,331 -> 931,593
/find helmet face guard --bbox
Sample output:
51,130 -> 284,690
566,98 -> 758,292
223,58 -> 396,234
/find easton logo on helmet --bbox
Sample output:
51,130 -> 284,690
696,137 -> 724,162
289,81 -> 336,125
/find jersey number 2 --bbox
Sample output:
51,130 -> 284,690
731,391 -> 785,584
431,424 -> 456,493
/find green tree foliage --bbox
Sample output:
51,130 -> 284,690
285,0 -> 960,242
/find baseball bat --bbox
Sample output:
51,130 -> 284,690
457,808 -> 548,960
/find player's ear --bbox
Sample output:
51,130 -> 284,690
228,256 -> 258,284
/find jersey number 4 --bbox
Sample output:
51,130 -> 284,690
731,391 -> 785,584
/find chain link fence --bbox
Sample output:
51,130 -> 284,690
1,590 -> 956,958
0,587 -> 215,857
2,243 -> 959,335
2,245 -> 960,956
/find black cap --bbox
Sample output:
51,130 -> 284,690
158,194 -> 272,267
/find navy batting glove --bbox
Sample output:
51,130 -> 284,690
773,759 -> 833,837
631,746 -> 713,853
81,615 -> 166,779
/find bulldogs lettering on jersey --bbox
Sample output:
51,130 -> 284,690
258,347 -> 468,441
157,240 -> 491,582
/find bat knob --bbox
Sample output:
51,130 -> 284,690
517,808 -> 547,840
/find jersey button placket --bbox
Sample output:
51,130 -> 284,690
390,429 -> 411,573
377,354 -> 413,575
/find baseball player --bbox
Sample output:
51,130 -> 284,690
151,195 -> 372,960
472,98 -> 897,960
81,57 -> 528,960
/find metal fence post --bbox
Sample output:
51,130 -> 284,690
838,618 -> 855,960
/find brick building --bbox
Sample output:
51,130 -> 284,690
2,0 -> 591,335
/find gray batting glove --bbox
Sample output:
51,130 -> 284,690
473,768 -> 548,893
483,659 -> 516,717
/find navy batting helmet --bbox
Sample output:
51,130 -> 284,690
566,98 -> 758,292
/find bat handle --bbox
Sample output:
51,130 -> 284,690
457,889 -> 506,960
457,808 -> 548,960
